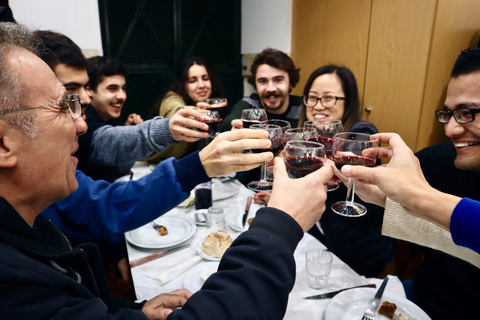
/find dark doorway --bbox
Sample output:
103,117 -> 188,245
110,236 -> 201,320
98,0 -> 242,124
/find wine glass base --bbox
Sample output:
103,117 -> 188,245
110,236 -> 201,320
247,180 -> 273,192
327,181 -> 340,192
331,201 -> 367,217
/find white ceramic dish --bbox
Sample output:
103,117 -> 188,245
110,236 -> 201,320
182,261 -> 220,292
126,216 -> 196,249
325,288 -> 431,320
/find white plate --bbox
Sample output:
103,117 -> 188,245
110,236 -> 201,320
212,179 -> 239,201
196,246 -> 221,261
126,216 -> 196,249
325,288 -> 431,320
182,261 -> 220,292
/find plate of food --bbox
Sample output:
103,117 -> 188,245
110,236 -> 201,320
182,261 -> 220,293
196,230 -> 234,261
325,288 -> 431,320
126,216 -> 196,249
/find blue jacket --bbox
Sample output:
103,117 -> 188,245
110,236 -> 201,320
42,152 -> 209,239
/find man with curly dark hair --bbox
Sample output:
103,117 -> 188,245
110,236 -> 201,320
220,48 -> 302,131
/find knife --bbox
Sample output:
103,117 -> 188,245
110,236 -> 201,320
129,244 -> 191,268
303,283 -> 377,299
361,277 -> 389,319
242,196 -> 253,227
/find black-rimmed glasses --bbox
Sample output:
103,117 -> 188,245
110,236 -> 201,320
303,95 -> 345,108
0,93 -> 82,118
435,107 -> 480,124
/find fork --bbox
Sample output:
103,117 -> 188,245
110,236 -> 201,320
360,277 -> 388,320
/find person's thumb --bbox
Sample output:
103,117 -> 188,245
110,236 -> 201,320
272,157 -> 288,182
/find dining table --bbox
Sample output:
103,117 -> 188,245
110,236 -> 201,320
122,161 -> 412,320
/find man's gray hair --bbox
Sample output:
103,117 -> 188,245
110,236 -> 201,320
0,22 -> 40,139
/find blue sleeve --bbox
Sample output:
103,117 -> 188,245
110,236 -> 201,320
42,152 -> 209,239
168,207 -> 303,320
89,116 -> 175,166
450,197 -> 480,254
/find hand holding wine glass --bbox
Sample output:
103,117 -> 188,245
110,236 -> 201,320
240,108 -> 268,128
331,132 -> 379,217
247,123 -> 282,192
282,140 -> 326,179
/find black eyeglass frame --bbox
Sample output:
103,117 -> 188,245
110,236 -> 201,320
303,95 -> 345,109
435,107 -> 480,124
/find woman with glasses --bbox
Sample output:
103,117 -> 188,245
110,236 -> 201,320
300,65 -> 398,277
146,56 -> 226,163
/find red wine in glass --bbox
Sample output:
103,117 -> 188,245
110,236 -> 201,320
204,118 -> 221,137
242,119 -> 262,128
285,155 -> 324,178
308,136 -> 333,158
334,155 -> 375,170
251,136 -> 283,155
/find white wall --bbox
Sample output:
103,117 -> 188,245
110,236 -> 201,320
241,0 -> 292,95
10,0 -> 103,56
241,0 -> 292,55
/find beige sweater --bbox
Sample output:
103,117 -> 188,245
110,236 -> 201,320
382,197 -> 480,267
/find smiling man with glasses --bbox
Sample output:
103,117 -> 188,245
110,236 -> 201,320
0,22 -> 335,320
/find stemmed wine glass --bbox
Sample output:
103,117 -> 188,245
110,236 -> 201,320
247,124 -> 283,192
282,140 -> 326,179
331,132 -> 379,217
240,108 -> 267,128
283,127 -> 316,146
304,119 -> 344,191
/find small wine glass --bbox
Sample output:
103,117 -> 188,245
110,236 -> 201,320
283,127 -> 316,146
206,97 -> 228,117
282,140 -> 326,179
331,132 -> 379,217
198,109 -> 221,137
240,108 -> 268,128
206,97 -> 227,106
247,123 -> 283,192
304,119 -> 344,191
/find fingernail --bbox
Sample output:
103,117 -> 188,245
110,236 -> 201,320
342,165 -> 351,175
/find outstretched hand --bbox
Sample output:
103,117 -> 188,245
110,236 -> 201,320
168,108 -> 209,142
339,133 -> 426,208
142,289 -> 192,320
199,129 -> 273,177
268,157 -> 334,232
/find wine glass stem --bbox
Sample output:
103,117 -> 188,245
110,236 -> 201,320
260,161 -> 268,183
345,177 -> 356,206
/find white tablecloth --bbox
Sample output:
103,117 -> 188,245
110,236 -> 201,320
124,163 -> 405,319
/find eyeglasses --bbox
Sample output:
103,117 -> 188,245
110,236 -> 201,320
0,93 -> 82,118
435,107 -> 480,124
303,95 -> 345,108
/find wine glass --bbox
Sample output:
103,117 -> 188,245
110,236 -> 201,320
304,119 -> 344,191
261,119 -> 291,134
240,108 -> 267,128
206,97 -> 228,117
247,124 -> 283,192
282,140 -> 326,179
283,127 -> 316,146
198,109 -> 221,138
331,132 -> 379,217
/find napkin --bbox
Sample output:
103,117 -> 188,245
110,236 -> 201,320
143,247 -> 202,285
